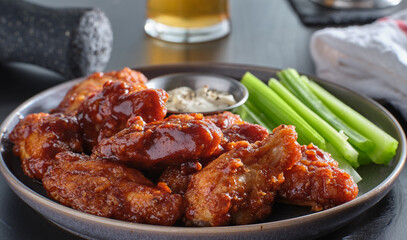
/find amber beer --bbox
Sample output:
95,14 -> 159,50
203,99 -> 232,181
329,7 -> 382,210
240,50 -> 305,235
145,0 -> 230,43
147,0 -> 229,28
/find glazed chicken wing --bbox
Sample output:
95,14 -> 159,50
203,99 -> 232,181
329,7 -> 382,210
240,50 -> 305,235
51,67 -> 148,116
184,125 -> 301,226
278,144 -> 358,211
42,151 -> 184,226
205,112 -> 268,151
204,111 -> 244,129
158,161 -> 202,195
92,114 -> 223,170
158,122 -> 269,195
158,112 -> 269,195
77,80 -> 169,151
9,113 -> 83,180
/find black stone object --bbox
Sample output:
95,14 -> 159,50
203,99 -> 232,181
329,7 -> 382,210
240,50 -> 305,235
0,0 -> 113,79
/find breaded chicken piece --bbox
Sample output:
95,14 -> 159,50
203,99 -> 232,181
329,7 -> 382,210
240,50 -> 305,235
77,80 -> 168,151
51,67 -> 148,116
158,112 -> 269,195
184,125 -> 301,226
158,161 -> 202,195
92,114 -> 223,170
205,111 -> 244,129
278,144 -> 359,211
9,113 -> 83,180
205,112 -> 268,150
42,151 -> 184,226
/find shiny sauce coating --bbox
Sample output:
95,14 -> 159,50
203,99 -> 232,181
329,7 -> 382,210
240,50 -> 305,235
52,67 -> 148,116
77,80 -> 168,151
93,114 -> 223,169
278,144 -> 359,211
9,113 -> 83,179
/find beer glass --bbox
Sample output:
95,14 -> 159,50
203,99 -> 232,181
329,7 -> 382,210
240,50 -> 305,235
144,0 -> 230,43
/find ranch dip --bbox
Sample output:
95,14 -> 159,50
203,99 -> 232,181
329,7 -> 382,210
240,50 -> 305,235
167,86 -> 236,112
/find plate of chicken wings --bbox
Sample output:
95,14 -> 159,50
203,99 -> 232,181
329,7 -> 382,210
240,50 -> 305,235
0,63 -> 405,240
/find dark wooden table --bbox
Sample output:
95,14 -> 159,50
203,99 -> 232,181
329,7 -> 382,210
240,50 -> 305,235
0,0 -> 406,239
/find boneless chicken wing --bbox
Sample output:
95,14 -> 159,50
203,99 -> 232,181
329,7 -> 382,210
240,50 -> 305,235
42,151 -> 184,226
9,113 -> 83,180
205,112 -> 268,148
158,112 -> 269,195
204,111 -> 244,129
51,67 -> 148,116
184,125 -> 301,226
92,114 -> 223,170
158,161 -> 202,195
77,80 -> 168,151
278,144 -> 358,211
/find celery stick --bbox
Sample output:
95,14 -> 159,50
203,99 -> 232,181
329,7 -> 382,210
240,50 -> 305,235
306,80 -> 398,165
326,143 -> 362,183
241,72 -> 326,148
234,103 -> 275,131
277,69 -> 374,153
244,101 -> 310,144
244,100 -> 278,130
356,150 -> 373,166
268,78 -> 359,168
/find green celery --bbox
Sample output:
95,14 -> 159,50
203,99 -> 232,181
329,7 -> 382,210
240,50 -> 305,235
244,100 -> 278,130
234,102 -> 275,131
277,69 -> 374,153
306,80 -> 398,165
268,78 -> 359,168
241,72 -> 326,148
356,150 -> 373,166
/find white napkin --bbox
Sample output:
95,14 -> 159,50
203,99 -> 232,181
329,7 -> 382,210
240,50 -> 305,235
310,10 -> 407,119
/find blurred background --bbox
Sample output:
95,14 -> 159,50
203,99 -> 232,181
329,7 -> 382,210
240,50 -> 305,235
0,0 -> 316,77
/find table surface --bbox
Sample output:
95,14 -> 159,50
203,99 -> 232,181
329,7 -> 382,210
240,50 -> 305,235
1,0 -> 407,239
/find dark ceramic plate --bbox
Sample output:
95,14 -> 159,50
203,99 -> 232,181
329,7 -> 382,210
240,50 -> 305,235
0,63 -> 406,240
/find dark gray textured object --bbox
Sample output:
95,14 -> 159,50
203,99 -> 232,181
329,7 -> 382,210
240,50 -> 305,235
0,0 -> 113,78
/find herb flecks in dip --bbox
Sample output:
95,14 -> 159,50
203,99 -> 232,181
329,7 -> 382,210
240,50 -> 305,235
167,86 -> 236,112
